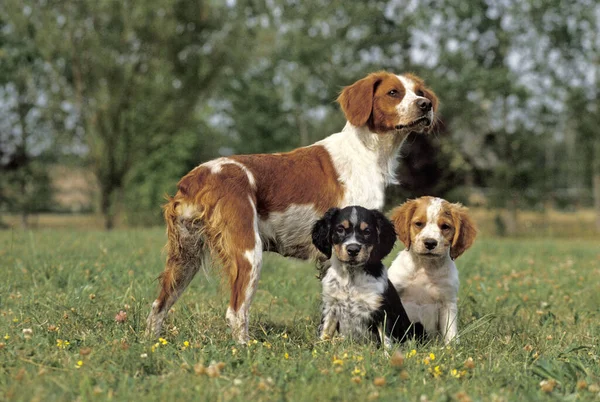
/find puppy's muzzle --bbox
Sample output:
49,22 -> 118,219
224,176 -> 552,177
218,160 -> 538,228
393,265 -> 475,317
423,239 -> 438,250
346,243 -> 361,257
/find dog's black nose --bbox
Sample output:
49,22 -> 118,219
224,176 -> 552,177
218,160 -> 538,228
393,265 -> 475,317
346,244 -> 361,257
423,239 -> 438,250
417,98 -> 432,112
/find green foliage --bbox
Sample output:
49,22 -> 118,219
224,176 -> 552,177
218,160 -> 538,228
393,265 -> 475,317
1,0 -> 599,226
1,230 -> 599,400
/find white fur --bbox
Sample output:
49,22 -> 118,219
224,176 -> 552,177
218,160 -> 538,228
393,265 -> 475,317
258,204 -> 322,259
317,123 -> 408,206
320,255 -> 387,342
388,198 -> 460,344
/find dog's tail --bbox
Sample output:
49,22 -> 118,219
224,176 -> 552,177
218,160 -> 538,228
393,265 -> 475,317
159,194 -> 211,298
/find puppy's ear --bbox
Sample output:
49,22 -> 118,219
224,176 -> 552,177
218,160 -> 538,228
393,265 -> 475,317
312,208 -> 340,259
449,203 -> 477,260
337,72 -> 385,127
370,210 -> 396,261
389,200 -> 417,250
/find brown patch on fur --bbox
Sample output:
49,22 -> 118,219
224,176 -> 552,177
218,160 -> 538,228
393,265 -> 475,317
359,222 -> 369,230
447,203 -> 477,260
341,220 -> 350,229
390,199 -> 419,249
337,71 -> 406,133
229,145 -> 344,217
437,202 -> 456,247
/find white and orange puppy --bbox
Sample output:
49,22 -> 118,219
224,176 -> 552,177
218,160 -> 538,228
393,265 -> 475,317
146,72 -> 438,344
388,197 -> 477,344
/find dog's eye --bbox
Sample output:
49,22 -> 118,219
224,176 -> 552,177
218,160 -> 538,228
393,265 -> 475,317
414,221 -> 423,228
441,224 -> 452,231
363,228 -> 372,236
336,225 -> 345,235
388,89 -> 398,97
416,89 -> 424,97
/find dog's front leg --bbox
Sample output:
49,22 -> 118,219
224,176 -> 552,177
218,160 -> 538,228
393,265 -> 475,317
439,303 -> 458,344
319,304 -> 338,340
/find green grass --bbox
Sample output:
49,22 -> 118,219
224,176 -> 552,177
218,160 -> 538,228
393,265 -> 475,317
1,229 -> 599,401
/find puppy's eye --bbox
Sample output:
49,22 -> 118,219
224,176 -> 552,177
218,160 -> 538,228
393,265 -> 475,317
336,225 -> 345,235
416,89 -> 424,97
441,224 -> 452,231
363,228 -> 372,236
388,89 -> 398,97
414,222 -> 423,228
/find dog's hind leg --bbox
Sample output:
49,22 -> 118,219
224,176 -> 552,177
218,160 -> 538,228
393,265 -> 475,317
223,196 -> 263,344
146,200 -> 206,337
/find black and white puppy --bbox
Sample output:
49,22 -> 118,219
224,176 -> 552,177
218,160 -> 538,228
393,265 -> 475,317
312,206 -> 423,347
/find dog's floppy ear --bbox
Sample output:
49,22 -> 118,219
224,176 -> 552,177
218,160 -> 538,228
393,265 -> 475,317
389,200 -> 417,250
449,203 -> 477,260
312,208 -> 340,259
370,209 -> 396,261
337,72 -> 385,127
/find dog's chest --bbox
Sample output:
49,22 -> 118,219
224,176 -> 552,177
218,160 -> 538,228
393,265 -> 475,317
402,270 -> 448,304
322,271 -> 385,338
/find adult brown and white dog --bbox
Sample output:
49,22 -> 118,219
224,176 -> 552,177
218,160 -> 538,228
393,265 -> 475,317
146,71 -> 438,344
388,197 -> 477,344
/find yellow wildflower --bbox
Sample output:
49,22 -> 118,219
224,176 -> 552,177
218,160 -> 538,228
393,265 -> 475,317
407,349 -> 417,358
4,334 -> 9,340
182,341 -> 190,350
76,360 -> 84,369
429,352 -> 436,361
263,341 -> 271,349
12,317 -> 18,323
232,347 -> 238,356
332,356 -> 344,366
284,352 -> 289,359
158,337 -> 168,345
151,342 -> 160,353
429,365 -> 442,378
282,333 -> 288,339
56,339 -> 70,349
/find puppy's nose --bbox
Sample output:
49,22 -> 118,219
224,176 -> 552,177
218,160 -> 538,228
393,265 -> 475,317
423,239 -> 438,250
417,98 -> 432,112
346,244 -> 361,257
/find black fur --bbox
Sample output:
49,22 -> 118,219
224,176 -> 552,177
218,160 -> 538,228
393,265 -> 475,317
312,207 -> 340,259
369,209 -> 397,263
313,205 -> 422,345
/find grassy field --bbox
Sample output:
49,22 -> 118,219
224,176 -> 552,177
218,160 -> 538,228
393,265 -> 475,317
1,229 -> 599,401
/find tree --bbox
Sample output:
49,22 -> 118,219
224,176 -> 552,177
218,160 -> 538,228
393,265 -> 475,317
0,3 -> 70,227
6,0 -> 252,229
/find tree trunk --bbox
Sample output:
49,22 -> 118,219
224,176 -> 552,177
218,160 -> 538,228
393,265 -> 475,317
100,186 -> 115,230
504,195 -> 518,236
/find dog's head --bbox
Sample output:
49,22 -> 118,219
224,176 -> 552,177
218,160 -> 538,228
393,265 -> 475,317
312,206 -> 396,266
390,197 -> 477,260
337,71 -> 438,135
